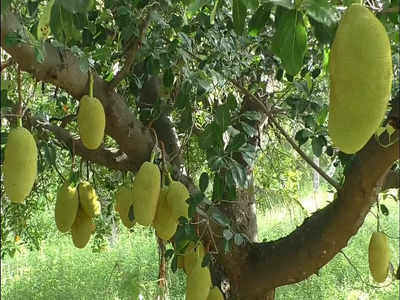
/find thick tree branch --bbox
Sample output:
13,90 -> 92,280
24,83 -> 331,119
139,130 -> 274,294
1,12 -> 154,171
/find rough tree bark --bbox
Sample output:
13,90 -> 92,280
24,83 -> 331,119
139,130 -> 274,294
2,12 -> 399,300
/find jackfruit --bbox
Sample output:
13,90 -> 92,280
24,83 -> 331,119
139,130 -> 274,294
76,181 -> 101,217
166,181 -> 189,220
186,261 -> 212,300
4,126 -> 38,203
368,231 -> 391,283
132,162 -> 161,226
207,287 -> 224,300
328,3 -> 392,154
116,185 -> 135,228
77,95 -> 106,150
177,255 -> 184,269
55,182 -> 78,233
153,187 -> 178,240
71,208 -> 93,248
184,241 -> 205,275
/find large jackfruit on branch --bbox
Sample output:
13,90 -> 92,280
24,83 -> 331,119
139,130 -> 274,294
132,162 -> 161,226
153,187 -> 178,241
184,241 -> 205,275
207,287 -> 224,300
186,261 -> 212,300
328,4 -> 392,154
55,183 -> 78,233
77,181 -> 101,217
368,231 -> 391,283
115,185 -> 135,228
4,126 -> 38,203
71,208 -> 94,248
166,181 -> 189,220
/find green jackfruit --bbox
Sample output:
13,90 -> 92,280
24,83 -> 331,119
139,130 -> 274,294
71,208 -> 93,248
55,183 -> 78,233
4,126 -> 38,203
153,187 -> 178,240
77,95 -> 106,150
207,287 -> 224,300
184,241 -> 205,275
328,4 -> 392,154
368,231 -> 391,283
186,261 -> 212,300
116,185 -> 135,228
166,181 -> 189,220
77,181 -> 101,217
132,162 -> 161,226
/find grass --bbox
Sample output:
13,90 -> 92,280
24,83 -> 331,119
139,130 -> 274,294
1,189 -> 399,300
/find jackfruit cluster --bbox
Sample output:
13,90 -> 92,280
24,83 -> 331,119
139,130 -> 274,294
328,3 -> 392,154
4,126 -> 38,203
368,231 -> 391,283
77,95 -> 106,150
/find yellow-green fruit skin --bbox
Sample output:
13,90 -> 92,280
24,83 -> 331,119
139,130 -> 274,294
116,185 -> 135,228
186,262 -> 212,300
132,162 -> 161,226
4,127 -> 38,203
153,187 -> 178,240
55,183 -> 78,233
207,287 -> 224,300
166,181 -> 189,220
71,208 -> 93,248
328,4 -> 392,154
184,242 -> 205,275
77,181 -> 101,217
368,231 -> 391,283
77,95 -> 106,150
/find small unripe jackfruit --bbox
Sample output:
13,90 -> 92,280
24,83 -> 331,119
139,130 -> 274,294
184,241 -> 205,275
71,208 -> 93,248
186,262 -> 212,300
116,185 -> 135,228
368,231 -> 391,283
153,187 -> 178,240
4,127 -> 38,203
55,183 -> 78,233
77,95 -> 106,150
76,181 -> 101,217
166,181 -> 189,220
207,287 -> 224,300
328,4 -> 392,154
132,162 -> 161,226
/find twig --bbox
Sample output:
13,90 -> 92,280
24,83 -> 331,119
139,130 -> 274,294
0,58 -> 14,72
108,11 -> 152,91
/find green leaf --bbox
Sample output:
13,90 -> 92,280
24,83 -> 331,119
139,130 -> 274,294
188,0 -> 211,12
176,81 -> 191,109
241,111 -> 262,121
302,0 -> 337,27
227,133 -> 247,152
209,207 -> 230,227
171,255 -> 178,273
199,172 -> 209,192
240,121 -> 257,137
234,233 -> 245,246
210,0 -> 219,25
201,253 -> 212,267
228,159 -> 247,187
295,129 -> 311,146
232,0 -> 247,35
165,249 -> 175,260
56,0 -> 94,13
215,104 -> 231,131
380,204 -> 389,216
244,0 -> 259,11
309,17 -> 337,45
249,4 -> 271,37
311,135 -> 327,157
50,3 -> 82,44
239,143 -> 256,167
1,0 -> 12,12
271,7 -> 307,76
163,68 -> 174,88
269,0 -> 294,9
5,32 -> 21,47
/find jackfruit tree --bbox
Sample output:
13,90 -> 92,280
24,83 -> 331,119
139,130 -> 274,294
1,0 -> 399,299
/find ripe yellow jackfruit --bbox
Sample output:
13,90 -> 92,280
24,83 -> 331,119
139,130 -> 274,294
132,162 -> 161,226
207,287 -> 224,300
116,185 -> 135,228
186,261 -> 212,300
184,241 -> 205,275
328,4 -> 392,154
4,126 -> 38,203
166,181 -> 189,220
55,183 -> 78,233
76,181 -> 101,217
77,95 -> 106,150
71,208 -> 93,248
153,187 -> 178,240
368,231 -> 391,283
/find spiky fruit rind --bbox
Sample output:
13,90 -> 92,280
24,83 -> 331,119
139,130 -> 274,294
368,231 -> 391,283
77,181 -> 101,217
77,95 -> 106,150
328,4 -> 392,154
166,181 -> 189,220
116,185 -> 135,228
71,208 -> 93,248
184,241 -> 205,275
153,187 -> 178,240
4,127 -> 38,203
186,262 -> 212,300
132,162 -> 161,226
55,183 -> 78,233
207,287 -> 224,300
